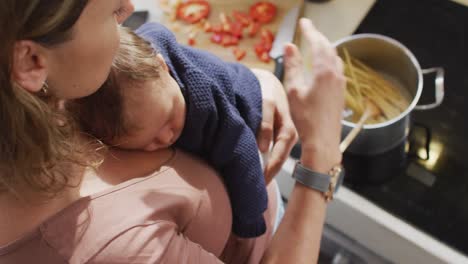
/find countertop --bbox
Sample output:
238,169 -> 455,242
302,0 -> 375,42
132,0 -> 377,47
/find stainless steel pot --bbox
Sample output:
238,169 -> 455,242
334,34 -> 445,155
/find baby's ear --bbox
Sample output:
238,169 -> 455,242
156,54 -> 169,72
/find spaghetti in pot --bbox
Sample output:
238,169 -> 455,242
341,48 -> 410,124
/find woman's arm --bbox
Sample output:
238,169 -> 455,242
261,18 -> 345,263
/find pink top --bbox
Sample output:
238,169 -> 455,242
0,151 -> 277,263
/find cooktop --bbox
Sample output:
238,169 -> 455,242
345,0 -> 468,256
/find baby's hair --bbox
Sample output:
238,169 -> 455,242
69,27 -> 163,144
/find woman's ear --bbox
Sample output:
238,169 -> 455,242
156,54 -> 169,72
11,40 -> 48,93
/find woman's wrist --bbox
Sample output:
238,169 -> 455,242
299,143 -> 342,174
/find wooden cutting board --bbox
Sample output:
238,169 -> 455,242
158,0 -> 304,71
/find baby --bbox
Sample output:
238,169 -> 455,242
72,23 -> 277,238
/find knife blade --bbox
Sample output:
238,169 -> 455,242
122,11 -> 149,30
269,5 -> 301,81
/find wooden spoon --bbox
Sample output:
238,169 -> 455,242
339,99 -> 382,153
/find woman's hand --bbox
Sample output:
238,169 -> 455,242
283,18 -> 345,172
252,69 -> 298,183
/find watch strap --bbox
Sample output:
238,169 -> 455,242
292,162 -> 331,193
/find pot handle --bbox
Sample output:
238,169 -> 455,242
414,67 -> 445,110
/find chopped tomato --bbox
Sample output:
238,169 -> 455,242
256,37 -> 272,52
254,42 -> 271,54
258,51 -> 270,63
188,37 -> 196,46
248,21 -> 261,37
210,33 -> 223,44
229,22 -> 244,38
254,30 -> 274,63
260,28 -> 274,44
253,28 -> 274,60
177,0 -> 211,24
219,13 -> 234,33
210,33 -> 239,47
232,11 -> 251,27
250,2 -> 277,24
222,35 -> 239,47
254,43 -> 266,56
233,48 -> 247,61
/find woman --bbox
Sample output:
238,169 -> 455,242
0,1 -> 344,263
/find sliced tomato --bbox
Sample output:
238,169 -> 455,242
232,11 -> 251,27
250,2 -> 277,24
248,21 -> 261,37
177,0 -> 211,24
233,48 -> 247,61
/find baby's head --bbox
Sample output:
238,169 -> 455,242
71,27 -> 186,151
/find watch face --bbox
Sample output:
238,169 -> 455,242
331,166 -> 345,193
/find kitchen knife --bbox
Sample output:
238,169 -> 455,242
122,11 -> 149,30
269,5 -> 301,81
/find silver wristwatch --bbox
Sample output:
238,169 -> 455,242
292,162 -> 345,201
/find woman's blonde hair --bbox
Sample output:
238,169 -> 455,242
70,27 -> 163,144
0,0 -> 93,195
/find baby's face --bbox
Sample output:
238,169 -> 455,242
115,72 -> 186,151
